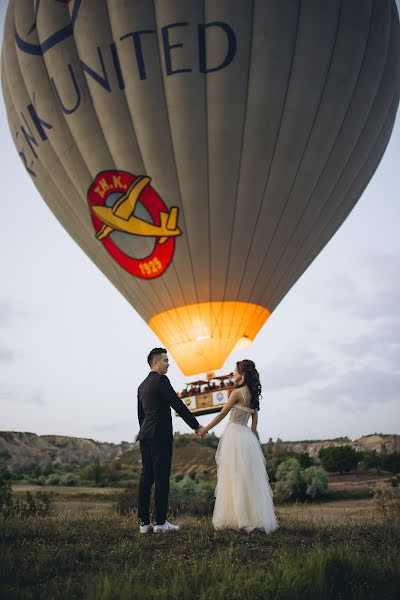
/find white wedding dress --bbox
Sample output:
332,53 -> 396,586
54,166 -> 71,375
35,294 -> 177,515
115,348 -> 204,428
212,398 -> 278,534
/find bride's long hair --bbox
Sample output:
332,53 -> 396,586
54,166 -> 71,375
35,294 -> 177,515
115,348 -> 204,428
236,359 -> 262,411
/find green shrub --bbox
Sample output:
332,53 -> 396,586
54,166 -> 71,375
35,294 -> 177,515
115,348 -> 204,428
275,459 -> 328,501
265,452 -> 313,481
0,468 -> 12,481
381,452 -> 400,475
319,446 -> 359,473
169,475 -> 197,510
115,487 -> 139,516
0,479 -> 54,518
115,475 -> 216,518
360,450 -> 381,472
78,460 -> 103,485
284,452 -> 313,469
0,479 -> 13,517
59,473 -> 81,486
191,479 -> 216,515
29,475 -> 47,486
373,476 -> 400,519
303,466 -> 329,499
45,473 -> 61,485
169,475 -> 216,515
79,462 -> 121,486
358,451 -> 400,475
275,459 -> 304,501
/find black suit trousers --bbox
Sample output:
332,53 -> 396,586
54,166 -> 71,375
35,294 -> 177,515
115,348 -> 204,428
138,438 -> 173,525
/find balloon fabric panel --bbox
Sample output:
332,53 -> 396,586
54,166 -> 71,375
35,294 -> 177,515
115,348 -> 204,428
2,0 -> 399,375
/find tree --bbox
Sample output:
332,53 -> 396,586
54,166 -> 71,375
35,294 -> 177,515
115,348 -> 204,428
294,452 -> 313,469
303,466 -> 328,498
381,452 -> 400,474
319,446 -> 359,473
275,459 -> 304,500
79,459 -> 103,485
360,450 -> 381,472
59,473 -> 81,486
45,473 -> 61,485
275,459 -> 328,501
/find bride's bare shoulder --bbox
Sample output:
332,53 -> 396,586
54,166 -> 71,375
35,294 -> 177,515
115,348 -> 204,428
228,388 -> 240,402
228,387 -> 249,406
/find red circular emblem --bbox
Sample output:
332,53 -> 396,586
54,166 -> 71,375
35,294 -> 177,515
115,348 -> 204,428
87,170 -> 179,279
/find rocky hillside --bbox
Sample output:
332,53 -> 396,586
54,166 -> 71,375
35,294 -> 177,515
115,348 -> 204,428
265,434 -> 400,458
104,433 -> 400,480
0,430 -> 398,472
0,431 -> 135,470
115,439 -> 218,479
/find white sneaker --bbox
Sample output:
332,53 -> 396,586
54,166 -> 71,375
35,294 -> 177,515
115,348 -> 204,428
139,522 -> 153,534
153,520 -> 180,533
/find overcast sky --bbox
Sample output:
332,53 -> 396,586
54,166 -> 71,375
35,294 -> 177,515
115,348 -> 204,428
1,2 -> 399,445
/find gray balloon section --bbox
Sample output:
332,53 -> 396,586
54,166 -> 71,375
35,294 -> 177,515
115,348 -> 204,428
1,0 -> 399,326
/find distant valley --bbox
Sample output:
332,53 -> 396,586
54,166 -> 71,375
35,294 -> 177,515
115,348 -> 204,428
1,430 -> 398,472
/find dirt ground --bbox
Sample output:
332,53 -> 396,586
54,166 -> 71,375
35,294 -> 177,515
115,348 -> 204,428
46,497 -> 376,521
276,499 -> 375,522
328,472 -> 388,491
11,475 -> 384,521
11,485 -> 121,495
52,500 -> 115,515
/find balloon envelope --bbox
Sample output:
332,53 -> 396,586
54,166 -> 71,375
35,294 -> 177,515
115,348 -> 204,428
2,0 -> 400,374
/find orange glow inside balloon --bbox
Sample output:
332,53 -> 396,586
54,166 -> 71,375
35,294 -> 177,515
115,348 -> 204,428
148,301 -> 270,375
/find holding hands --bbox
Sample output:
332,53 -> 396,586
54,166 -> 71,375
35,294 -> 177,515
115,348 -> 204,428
195,426 -> 208,438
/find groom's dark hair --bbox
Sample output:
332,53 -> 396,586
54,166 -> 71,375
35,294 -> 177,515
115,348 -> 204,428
147,347 -> 167,367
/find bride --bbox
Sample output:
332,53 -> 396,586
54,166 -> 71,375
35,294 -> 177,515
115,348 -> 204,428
200,359 -> 278,534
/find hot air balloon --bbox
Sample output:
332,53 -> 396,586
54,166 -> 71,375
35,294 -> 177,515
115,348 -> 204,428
2,0 -> 399,376
177,372 -> 235,416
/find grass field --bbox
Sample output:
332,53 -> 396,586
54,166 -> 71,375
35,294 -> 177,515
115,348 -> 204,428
2,474 -> 399,598
9,478 -> 379,519
9,482 -> 376,520
1,510 -> 399,599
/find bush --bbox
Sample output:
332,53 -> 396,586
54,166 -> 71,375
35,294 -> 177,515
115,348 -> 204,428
115,487 -> 139,516
275,459 -> 304,501
373,476 -> 400,519
28,475 -> 47,486
381,452 -> 400,475
79,461 -> 121,486
29,463 -> 43,478
319,446 -> 359,473
265,452 -> 313,481
303,466 -> 329,499
0,479 -> 13,517
58,473 -> 81,486
0,468 -> 12,481
79,460 -> 103,485
275,459 -> 328,501
0,479 -> 54,519
286,452 -> 313,469
168,475 -> 215,515
358,451 -> 400,475
45,473 -> 61,485
115,475 -> 216,518
360,450 -> 381,472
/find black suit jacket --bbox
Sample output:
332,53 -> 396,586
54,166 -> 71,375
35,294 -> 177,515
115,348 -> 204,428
137,371 -> 200,441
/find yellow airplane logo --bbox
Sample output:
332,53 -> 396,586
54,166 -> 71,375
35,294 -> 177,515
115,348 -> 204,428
92,176 -> 181,244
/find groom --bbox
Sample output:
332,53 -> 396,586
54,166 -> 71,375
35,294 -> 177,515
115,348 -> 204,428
137,347 -> 206,533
